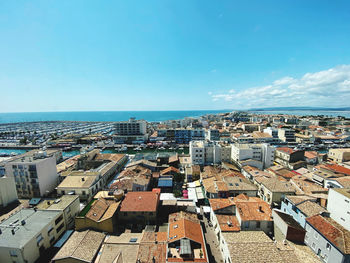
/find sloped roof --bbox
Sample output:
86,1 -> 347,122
120,191 -> 159,212
307,215 -> 350,254
52,230 -> 105,262
296,201 -> 326,217
168,218 -> 203,245
209,198 -> 235,211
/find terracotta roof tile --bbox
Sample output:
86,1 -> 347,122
120,191 -> 159,212
209,198 -> 235,211
307,215 -> 350,254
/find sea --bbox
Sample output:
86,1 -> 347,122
0,110 -> 349,124
250,110 -> 350,118
0,110 -> 232,124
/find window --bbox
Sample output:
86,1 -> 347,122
345,199 -> 349,203
341,217 -> 346,221
314,232 -> 319,239
55,215 -> 63,225
326,243 -> 331,251
9,250 -> 17,257
48,224 -> 54,235
36,234 -> 43,244
56,223 -> 64,233
312,243 -> 316,250
256,221 -> 261,228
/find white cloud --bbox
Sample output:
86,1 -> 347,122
210,65 -> 350,108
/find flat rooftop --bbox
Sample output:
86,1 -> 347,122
0,209 -> 61,248
36,195 -> 79,210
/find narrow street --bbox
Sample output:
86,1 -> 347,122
199,210 -> 224,263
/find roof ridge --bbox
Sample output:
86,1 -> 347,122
71,230 -> 89,257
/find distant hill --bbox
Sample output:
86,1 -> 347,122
249,106 -> 350,111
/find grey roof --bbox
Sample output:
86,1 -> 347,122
0,209 -> 61,248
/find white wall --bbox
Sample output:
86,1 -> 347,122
327,189 -> 350,231
0,177 -> 18,207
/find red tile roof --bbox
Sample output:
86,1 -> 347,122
160,166 -> 180,175
325,164 -> 350,176
120,191 -> 159,212
216,215 -> 240,232
304,151 -> 318,159
209,198 -> 235,211
168,218 -> 208,262
307,215 -> 350,254
234,194 -> 272,221
276,147 -> 295,154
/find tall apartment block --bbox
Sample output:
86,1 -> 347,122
278,128 -> 295,142
114,118 -> 147,143
0,176 -> 18,208
231,143 -> 275,169
5,151 -> 58,198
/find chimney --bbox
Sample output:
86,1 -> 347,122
259,206 -> 264,213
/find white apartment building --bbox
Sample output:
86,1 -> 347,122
114,118 -> 146,135
231,143 -> 275,169
220,144 -> 232,163
263,127 -> 278,138
0,176 -> 18,208
327,188 -> 350,231
0,209 -> 67,263
114,118 -> 148,143
278,128 -> 295,142
5,151 -> 58,198
189,140 -> 221,166
206,129 -> 220,141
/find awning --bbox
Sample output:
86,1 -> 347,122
54,230 -> 74,248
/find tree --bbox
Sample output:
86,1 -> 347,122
173,189 -> 182,198
173,173 -> 184,183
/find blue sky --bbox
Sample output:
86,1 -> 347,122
0,0 -> 350,112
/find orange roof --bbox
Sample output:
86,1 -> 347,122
276,147 -> 296,154
160,166 -> 180,175
120,191 -> 159,212
85,198 -> 119,222
216,215 -> 240,232
209,198 -> 235,211
307,215 -> 350,254
215,181 -> 229,192
304,151 -> 318,159
234,194 -> 272,221
325,164 -> 350,176
168,218 -> 208,262
168,218 -> 203,244
156,232 -> 168,243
